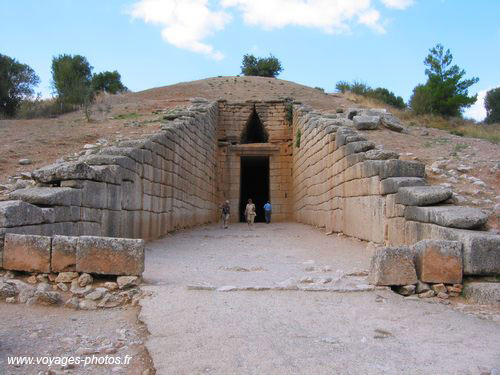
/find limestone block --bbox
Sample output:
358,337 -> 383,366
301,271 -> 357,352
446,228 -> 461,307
380,114 -> 406,133
365,149 -> 399,160
3,233 -> 51,273
345,141 -> 375,155
368,246 -> 417,286
78,222 -> 101,236
405,206 -> 488,229
121,181 -> 142,210
461,233 -> 500,276
343,196 -> 386,243
53,206 -> 81,223
0,200 -> 44,228
413,240 -> 463,284
385,194 -> 405,218
396,186 -> 452,206
379,177 -> 427,195
32,161 -> 97,183
463,282 -> 500,306
41,208 -> 55,223
81,181 -> 108,208
51,235 -> 78,272
81,207 -> 102,223
385,217 -> 407,246
76,236 -> 145,276
344,177 -> 381,197
101,210 -> 122,238
10,187 -> 82,207
353,115 -> 380,130
107,184 -> 122,211
379,160 -> 425,179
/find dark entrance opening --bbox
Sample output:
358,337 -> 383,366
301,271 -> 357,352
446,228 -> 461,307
239,156 -> 269,223
240,107 -> 268,144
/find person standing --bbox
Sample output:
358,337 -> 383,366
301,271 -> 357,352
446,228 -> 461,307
244,198 -> 256,228
221,200 -> 230,229
263,201 -> 272,224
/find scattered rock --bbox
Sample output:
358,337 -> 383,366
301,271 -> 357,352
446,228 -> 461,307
57,283 -> 69,292
98,294 -> 124,308
416,281 -> 431,294
6,296 -> 16,303
418,290 -> 436,298
117,276 -> 140,289
33,291 -> 62,305
78,273 -> 93,287
27,275 -> 38,284
65,296 -> 80,309
36,283 -> 51,292
395,285 -> 416,296
437,292 -> 449,299
0,281 -> 19,298
79,299 -> 98,310
55,272 -> 79,283
373,329 -> 393,339
431,283 -> 447,294
85,288 -> 107,301
18,286 -> 36,303
19,159 -> 32,165
104,282 -> 119,291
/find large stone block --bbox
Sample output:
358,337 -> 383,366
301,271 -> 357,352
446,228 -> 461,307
461,233 -> 500,276
396,186 -> 452,206
368,246 -> 417,286
32,162 -> 97,183
10,187 -> 82,207
345,141 -> 375,155
463,282 -> 500,306
405,206 -> 488,229
51,235 -> 78,272
379,160 -> 425,179
3,233 -> 51,273
379,177 -> 427,195
0,200 -> 44,228
76,236 -> 145,276
353,115 -> 380,130
343,196 -> 386,243
413,240 -> 463,284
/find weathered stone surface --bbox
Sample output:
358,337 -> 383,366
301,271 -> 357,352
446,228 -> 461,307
380,177 -> 427,195
396,284 -> 416,296
51,235 -> 78,272
365,149 -> 399,160
380,114 -> 406,133
416,280 -> 430,293
79,299 -> 98,310
414,240 -> 463,284
76,236 -> 145,276
78,273 -> 93,287
396,186 -> 452,206
55,271 -> 79,283
379,160 -> 425,179
461,233 -> 500,276
345,141 -> 375,155
431,283 -> 447,294
0,200 -> 44,228
33,290 -> 62,305
32,162 -> 97,183
10,187 -> 81,207
353,115 -> 380,130
405,206 -> 488,229
463,282 -> 500,306
3,234 -> 51,273
0,281 -> 19,298
117,276 -> 140,289
368,246 -> 417,286
344,196 -> 386,243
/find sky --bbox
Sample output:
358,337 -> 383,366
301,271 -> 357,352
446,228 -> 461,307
1,0 -> 499,121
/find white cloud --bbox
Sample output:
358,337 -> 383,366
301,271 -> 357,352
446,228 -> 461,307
129,0 -> 416,58
381,0 -> 414,10
129,0 -> 231,60
464,89 -> 490,122
221,0 -> 385,34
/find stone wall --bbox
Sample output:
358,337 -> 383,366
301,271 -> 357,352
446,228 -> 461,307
291,105 -> 499,276
0,100 -> 219,268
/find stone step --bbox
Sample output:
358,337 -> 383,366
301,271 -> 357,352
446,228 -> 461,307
396,186 -> 452,206
463,282 -> 500,306
405,206 -> 488,229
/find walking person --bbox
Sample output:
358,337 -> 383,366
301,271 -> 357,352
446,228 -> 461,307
221,200 -> 230,229
244,198 -> 257,228
263,201 -> 272,224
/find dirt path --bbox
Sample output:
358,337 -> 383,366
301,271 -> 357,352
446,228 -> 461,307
139,223 -> 500,374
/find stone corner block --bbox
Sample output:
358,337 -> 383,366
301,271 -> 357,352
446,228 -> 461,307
0,200 -> 45,228
368,246 -> 417,286
3,233 -> 51,273
76,236 -> 145,276
51,235 -> 78,272
413,240 -> 463,284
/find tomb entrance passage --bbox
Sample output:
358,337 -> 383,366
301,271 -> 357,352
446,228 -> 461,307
239,156 -> 269,222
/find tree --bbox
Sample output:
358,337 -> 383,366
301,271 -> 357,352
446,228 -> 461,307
51,54 -> 93,107
484,87 -> 500,124
0,54 -> 39,117
92,70 -> 127,94
368,87 -> 406,109
410,44 -> 478,117
241,54 -> 283,78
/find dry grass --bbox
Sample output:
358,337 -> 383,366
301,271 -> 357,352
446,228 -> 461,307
344,92 -> 500,144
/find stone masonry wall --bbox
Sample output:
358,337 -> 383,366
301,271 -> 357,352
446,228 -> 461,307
291,105 -> 500,276
0,99 -> 219,268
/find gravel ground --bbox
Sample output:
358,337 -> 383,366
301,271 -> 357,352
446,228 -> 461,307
140,222 -> 500,375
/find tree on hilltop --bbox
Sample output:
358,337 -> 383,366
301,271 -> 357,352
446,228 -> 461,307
241,54 -> 283,78
92,70 -> 128,94
410,44 -> 478,117
0,54 -> 39,117
484,87 -> 500,124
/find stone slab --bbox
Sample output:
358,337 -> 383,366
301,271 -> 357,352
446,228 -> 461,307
396,186 -> 452,206
463,282 -> 500,306
413,240 -> 463,284
51,235 -> 78,272
353,116 -> 380,130
379,177 -> 428,195
10,187 -> 81,207
368,246 -> 417,286
405,206 -> 488,229
76,236 -> 145,276
3,233 -> 51,273
0,200 -> 45,228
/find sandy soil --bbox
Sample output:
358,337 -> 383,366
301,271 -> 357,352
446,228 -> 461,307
0,304 -> 154,375
139,223 -> 500,374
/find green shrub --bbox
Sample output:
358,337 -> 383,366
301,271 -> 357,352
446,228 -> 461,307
295,128 -> 301,148
335,81 -> 351,93
485,87 -> 500,124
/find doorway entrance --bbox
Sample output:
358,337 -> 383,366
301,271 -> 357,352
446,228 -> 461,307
239,156 -> 270,222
